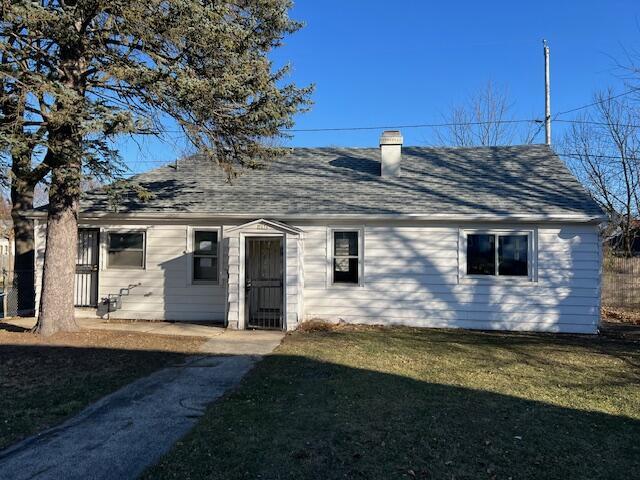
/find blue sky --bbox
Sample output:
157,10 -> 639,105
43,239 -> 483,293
119,0 -> 640,173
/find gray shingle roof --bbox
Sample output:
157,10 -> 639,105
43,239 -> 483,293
80,144 -> 604,219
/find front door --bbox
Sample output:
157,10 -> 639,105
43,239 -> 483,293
75,229 -> 99,307
245,237 -> 283,329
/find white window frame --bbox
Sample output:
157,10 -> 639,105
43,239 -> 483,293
105,230 -> 146,270
187,226 -> 222,286
459,228 -> 537,283
327,227 -> 364,287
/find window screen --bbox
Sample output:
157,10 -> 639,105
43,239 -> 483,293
333,231 -> 359,284
108,232 -> 144,269
193,230 -> 218,282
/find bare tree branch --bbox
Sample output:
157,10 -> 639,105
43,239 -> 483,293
435,81 -> 539,146
561,88 -> 640,256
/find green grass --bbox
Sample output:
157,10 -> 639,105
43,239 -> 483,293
0,330 -> 202,449
146,325 -> 640,480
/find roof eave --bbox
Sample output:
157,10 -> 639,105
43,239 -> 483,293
25,210 -> 607,224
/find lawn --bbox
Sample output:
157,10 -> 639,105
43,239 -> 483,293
0,325 -> 205,450
146,324 -> 640,480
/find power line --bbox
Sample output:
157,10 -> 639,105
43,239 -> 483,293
14,88 -> 640,139
283,117 -> 640,133
282,119 -> 538,133
129,87 -> 640,136
557,151 -> 640,162
144,88 -> 640,134
149,111 -> 640,135
555,86 -> 640,117
149,118 -> 541,135
556,119 -> 640,129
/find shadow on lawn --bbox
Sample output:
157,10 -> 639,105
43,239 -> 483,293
0,332 -> 638,480
0,340 -> 192,451
0,322 -> 29,333
146,342 -> 640,480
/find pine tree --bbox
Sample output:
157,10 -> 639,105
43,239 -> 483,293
0,0 -> 312,335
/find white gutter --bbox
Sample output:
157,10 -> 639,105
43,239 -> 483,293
25,210 -> 607,224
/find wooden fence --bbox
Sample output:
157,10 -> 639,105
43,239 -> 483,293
602,255 -> 640,311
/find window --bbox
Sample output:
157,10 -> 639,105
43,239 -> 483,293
192,230 -> 219,282
467,234 -> 496,275
498,235 -> 528,276
332,230 -> 361,285
466,232 -> 530,277
107,232 -> 145,269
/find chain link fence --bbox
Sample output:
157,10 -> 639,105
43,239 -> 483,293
602,255 -> 640,312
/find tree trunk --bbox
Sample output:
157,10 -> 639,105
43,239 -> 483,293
33,163 -> 80,336
622,217 -> 633,258
32,34 -> 87,335
10,183 -> 36,315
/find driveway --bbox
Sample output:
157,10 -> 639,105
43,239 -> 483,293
0,329 -> 283,480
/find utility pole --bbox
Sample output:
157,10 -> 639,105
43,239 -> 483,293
543,39 -> 551,145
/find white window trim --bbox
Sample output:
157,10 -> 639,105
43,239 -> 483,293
458,228 -> 537,284
187,226 -> 222,286
327,226 -> 365,288
104,229 -> 147,270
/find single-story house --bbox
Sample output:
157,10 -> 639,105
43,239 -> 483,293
31,131 -> 605,333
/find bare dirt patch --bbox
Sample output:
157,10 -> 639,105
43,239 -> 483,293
0,326 -> 206,353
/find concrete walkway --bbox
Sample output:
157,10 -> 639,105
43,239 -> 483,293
0,327 -> 284,480
3,316 -> 228,339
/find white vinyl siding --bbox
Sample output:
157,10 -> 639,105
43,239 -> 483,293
34,219 -> 601,333
33,223 -> 228,322
303,223 -> 600,334
98,224 -> 226,322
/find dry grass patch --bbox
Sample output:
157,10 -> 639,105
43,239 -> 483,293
603,306 -> 640,325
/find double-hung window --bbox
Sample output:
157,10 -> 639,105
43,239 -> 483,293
465,231 -> 532,278
331,229 -> 362,285
107,232 -> 145,269
192,230 -> 219,283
